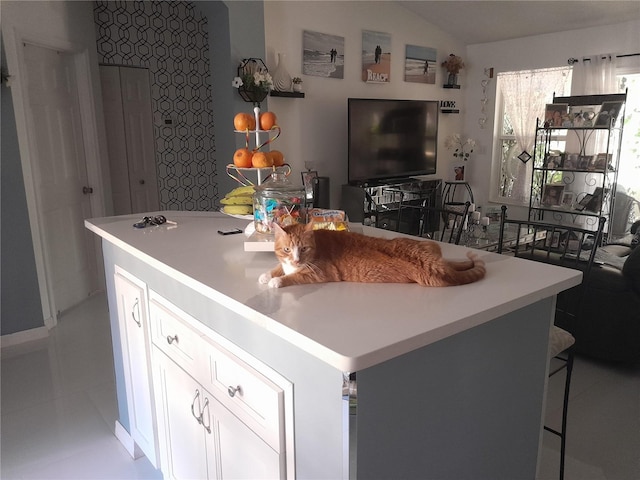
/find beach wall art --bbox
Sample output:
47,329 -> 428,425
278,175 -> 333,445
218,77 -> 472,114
361,30 -> 391,83
303,30 -> 344,79
404,44 -> 436,84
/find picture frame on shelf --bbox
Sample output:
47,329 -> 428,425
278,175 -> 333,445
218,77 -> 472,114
575,193 -> 594,212
578,155 -> 592,170
561,191 -> 575,208
563,153 -> 578,170
585,187 -> 604,212
544,103 -> 568,128
594,101 -> 624,127
541,183 -> 564,206
591,153 -> 609,172
301,170 -> 318,201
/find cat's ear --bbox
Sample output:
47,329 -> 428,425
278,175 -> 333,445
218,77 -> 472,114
304,222 -> 315,232
272,222 -> 286,237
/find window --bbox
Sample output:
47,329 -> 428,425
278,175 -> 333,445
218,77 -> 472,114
490,67 -> 572,206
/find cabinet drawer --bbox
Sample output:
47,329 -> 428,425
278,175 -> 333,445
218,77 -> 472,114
202,341 -> 284,452
149,295 -> 205,378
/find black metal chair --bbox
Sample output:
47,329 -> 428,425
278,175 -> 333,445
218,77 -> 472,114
497,205 -> 606,480
420,201 -> 471,244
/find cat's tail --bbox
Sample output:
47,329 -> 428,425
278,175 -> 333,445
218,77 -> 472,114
429,251 -> 486,286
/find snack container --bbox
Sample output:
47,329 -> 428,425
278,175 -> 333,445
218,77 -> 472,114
253,172 -> 305,233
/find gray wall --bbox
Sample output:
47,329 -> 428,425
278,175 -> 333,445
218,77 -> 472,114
0,37 -> 45,335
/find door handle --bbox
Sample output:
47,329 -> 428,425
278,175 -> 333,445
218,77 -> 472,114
82,186 -> 93,194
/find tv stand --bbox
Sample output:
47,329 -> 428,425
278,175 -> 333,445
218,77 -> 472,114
341,178 -> 442,236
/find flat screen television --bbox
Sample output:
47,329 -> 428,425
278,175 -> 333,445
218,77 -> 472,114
348,98 -> 439,185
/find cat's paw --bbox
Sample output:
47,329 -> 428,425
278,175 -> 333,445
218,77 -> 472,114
267,276 -> 284,288
258,272 -> 272,284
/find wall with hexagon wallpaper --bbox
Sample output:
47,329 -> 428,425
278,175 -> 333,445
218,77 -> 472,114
94,0 -> 217,211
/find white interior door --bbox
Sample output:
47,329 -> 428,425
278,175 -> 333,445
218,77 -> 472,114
23,43 -> 99,314
100,65 -> 159,215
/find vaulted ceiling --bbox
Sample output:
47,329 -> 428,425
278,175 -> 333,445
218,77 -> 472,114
396,1 -> 640,45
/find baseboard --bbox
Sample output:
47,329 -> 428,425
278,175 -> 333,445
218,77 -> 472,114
114,421 -> 144,460
0,326 -> 49,349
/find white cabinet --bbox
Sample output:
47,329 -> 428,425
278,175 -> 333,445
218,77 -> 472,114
113,267 -> 158,467
149,292 -> 288,479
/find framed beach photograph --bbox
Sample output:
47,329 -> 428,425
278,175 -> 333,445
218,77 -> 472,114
544,103 -> 568,128
541,184 -> 564,206
404,44 -> 436,84
362,30 -> 391,83
301,170 -> 318,201
303,30 -> 345,79
594,101 -> 624,127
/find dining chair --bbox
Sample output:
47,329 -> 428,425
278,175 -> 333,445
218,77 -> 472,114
497,205 -> 606,480
420,201 -> 471,244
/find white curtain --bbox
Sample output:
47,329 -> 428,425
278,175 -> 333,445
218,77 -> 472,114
570,54 -> 619,154
500,67 -> 570,202
571,54 -> 618,95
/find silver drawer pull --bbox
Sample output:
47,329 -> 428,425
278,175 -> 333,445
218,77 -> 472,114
166,334 -> 179,345
191,389 -> 202,424
227,385 -> 242,398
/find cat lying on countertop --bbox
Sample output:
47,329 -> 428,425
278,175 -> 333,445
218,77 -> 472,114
259,222 -> 486,288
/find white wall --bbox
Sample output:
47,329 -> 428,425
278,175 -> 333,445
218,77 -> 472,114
464,19 -> 640,215
263,1 -> 465,208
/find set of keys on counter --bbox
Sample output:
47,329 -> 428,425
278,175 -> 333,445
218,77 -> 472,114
133,215 -> 177,229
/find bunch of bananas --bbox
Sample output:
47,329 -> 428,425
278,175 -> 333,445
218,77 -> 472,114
220,185 -> 255,216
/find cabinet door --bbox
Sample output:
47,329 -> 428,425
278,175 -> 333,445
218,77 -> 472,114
211,395 -> 283,480
113,268 -> 157,466
155,350 -> 210,480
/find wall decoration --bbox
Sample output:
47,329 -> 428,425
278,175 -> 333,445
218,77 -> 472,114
361,30 -> 391,83
594,101 -> 624,127
303,30 -> 344,79
404,45 -> 436,84
94,0 -> 217,211
544,103 -> 568,127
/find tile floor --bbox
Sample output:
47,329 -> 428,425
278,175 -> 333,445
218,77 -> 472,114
1,292 -> 639,479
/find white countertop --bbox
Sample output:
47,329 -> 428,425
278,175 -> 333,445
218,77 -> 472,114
86,211 -> 581,371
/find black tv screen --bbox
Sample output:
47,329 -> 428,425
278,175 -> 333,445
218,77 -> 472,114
348,98 -> 438,184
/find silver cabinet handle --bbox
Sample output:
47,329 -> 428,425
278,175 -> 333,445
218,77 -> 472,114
166,334 -> 178,345
201,397 -> 211,434
227,385 -> 242,398
191,389 -> 202,424
131,298 -> 142,327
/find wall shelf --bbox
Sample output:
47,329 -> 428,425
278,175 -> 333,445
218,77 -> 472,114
270,91 -> 305,98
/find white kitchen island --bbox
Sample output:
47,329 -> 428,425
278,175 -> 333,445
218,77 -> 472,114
86,211 -> 581,480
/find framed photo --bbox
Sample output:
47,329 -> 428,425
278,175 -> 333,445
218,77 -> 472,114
594,101 -> 624,127
575,193 -> 594,212
541,183 -> 564,206
362,30 -> 391,83
591,153 -> 609,172
301,170 -> 318,201
404,44 -> 436,84
544,103 -> 568,128
563,153 -> 578,170
584,187 -> 604,212
561,191 -> 575,208
569,106 -> 597,127
578,155 -> 592,170
546,231 -> 562,249
303,30 -> 345,79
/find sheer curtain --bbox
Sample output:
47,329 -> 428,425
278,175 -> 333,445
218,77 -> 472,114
500,67 -> 570,202
570,54 -> 619,154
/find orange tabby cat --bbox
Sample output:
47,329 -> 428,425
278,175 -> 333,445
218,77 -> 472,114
259,223 -> 486,288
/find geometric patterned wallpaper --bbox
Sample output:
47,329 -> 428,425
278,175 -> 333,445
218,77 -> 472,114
94,0 -> 218,211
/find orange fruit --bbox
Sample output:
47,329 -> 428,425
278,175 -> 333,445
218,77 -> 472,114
252,151 -> 274,168
233,148 -> 253,168
234,112 -> 255,131
259,111 -> 277,130
269,150 -> 285,167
